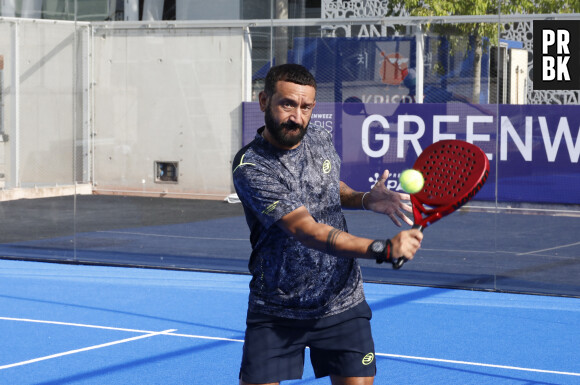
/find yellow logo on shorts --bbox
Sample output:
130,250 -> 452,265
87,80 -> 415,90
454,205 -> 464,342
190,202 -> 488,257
362,352 -> 374,365
322,160 -> 331,174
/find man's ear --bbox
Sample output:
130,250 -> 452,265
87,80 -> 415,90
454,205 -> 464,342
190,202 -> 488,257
258,91 -> 268,112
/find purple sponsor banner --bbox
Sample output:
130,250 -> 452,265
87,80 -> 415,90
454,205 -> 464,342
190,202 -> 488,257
242,102 -> 580,205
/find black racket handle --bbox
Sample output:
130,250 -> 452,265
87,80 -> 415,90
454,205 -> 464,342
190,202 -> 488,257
391,224 -> 424,269
391,257 -> 406,269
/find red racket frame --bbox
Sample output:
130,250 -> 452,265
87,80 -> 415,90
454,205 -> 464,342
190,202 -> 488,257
392,140 -> 490,269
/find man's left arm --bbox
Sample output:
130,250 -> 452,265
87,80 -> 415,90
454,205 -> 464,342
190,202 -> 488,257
338,181 -> 366,210
340,170 -> 413,227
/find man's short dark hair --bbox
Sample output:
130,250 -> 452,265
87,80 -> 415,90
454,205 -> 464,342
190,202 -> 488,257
264,64 -> 317,98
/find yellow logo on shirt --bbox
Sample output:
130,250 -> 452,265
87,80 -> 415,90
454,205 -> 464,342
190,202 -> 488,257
322,160 -> 331,174
262,201 -> 279,215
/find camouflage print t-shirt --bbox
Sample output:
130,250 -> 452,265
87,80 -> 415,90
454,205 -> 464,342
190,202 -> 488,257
232,125 -> 365,320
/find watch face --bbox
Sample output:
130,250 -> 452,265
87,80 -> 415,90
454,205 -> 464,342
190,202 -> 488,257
371,241 -> 385,253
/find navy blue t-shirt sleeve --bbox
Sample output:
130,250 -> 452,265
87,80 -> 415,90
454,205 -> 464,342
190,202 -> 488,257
233,151 -> 303,230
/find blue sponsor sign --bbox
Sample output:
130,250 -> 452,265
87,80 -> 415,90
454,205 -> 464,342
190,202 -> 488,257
242,102 -> 580,205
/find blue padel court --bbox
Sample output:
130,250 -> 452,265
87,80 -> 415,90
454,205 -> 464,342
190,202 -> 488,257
1,260 -> 579,384
1,196 -> 579,384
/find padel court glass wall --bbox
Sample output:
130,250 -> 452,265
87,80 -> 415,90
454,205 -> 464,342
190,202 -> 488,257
0,5 -> 579,298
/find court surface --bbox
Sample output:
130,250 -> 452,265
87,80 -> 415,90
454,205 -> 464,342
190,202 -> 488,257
1,259 -> 579,384
0,196 -> 579,384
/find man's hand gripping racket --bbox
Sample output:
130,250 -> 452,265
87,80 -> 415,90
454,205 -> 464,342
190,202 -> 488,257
392,140 -> 490,269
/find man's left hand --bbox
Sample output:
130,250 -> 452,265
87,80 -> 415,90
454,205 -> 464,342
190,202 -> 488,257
364,170 -> 413,227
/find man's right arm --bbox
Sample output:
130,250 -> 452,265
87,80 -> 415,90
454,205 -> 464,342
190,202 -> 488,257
277,206 -> 423,262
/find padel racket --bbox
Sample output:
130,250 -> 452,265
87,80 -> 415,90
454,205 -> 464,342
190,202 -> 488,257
392,140 -> 490,269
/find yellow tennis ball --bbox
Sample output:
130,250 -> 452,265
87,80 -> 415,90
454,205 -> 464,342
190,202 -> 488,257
399,169 -> 424,194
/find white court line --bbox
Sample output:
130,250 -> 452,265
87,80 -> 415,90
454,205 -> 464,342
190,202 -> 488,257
0,317 -> 244,342
0,317 -> 244,343
1,317 -> 578,377
0,317 -> 154,334
168,331 -> 243,343
0,328 -> 176,370
516,241 -> 580,256
376,353 -> 580,377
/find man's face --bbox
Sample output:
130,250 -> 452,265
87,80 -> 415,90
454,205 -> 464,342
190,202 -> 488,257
260,80 -> 316,149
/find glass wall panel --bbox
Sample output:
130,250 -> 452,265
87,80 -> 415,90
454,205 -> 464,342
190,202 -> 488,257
0,19 -> 79,262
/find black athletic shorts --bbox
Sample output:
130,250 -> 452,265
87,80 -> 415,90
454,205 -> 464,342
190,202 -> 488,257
239,300 -> 376,383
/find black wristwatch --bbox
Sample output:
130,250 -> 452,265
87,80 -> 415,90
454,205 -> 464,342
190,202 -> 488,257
369,239 -> 405,269
369,239 -> 392,264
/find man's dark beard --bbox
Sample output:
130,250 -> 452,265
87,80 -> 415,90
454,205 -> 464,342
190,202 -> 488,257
264,105 -> 308,148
